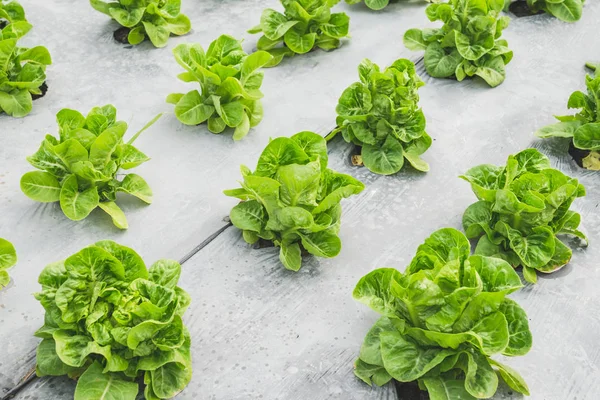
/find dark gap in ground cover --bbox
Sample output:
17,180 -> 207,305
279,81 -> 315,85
31,82 -> 48,101
395,381 -> 429,400
351,144 -> 363,167
508,1 -> 545,18
113,26 -> 131,44
568,141 -> 590,169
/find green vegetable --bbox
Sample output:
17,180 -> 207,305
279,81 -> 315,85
343,0 -> 441,11
0,238 -> 17,288
21,105 -> 160,229
353,228 -> 532,399
343,0 -> 392,10
461,148 -> 587,284
0,1 -> 52,117
248,0 -> 350,67
166,35 -> 273,140
331,58 -> 430,175
404,0 -> 512,88
224,131 -> 365,271
517,0 -> 585,22
535,67 -> 600,170
89,0 -> 191,47
0,0 -> 27,26
34,241 -> 192,400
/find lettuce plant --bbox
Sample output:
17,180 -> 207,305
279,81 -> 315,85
332,58 -> 431,175
89,0 -> 191,47
343,0 -> 392,10
248,0 -> 350,67
461,149 -> 587,284
0,238 -> 16,288
224,131 -> 364,271
34,241 -> 192,400
0,0 -> 26,28
167,35 -> 272,140
342,0 -> 440,11
515,0 -> 584,22
354,228 -> 532,399
0,10 -> 52,117
21,105 -> 160,229
404,0 -> 513,88
535,68 -> 600,170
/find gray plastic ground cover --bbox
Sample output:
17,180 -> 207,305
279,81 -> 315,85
1,0 -> 600,399
0,0 -> 424,393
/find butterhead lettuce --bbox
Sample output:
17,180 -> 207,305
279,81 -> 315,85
34,241 -> 192,400
224,131 -> 364,271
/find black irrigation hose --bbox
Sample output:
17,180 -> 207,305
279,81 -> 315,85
178,221 -> 233,265
0,221 -> 234,400
414,55 -> 425,67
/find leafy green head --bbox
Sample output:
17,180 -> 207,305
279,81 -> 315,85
34,241 -> 192,400
167,35 -> 273,140
461,148 -> 587,283
343,0 -> 391,11
536,70 -> 600,170
334,58 -> 430,175
248,0 -> 350,67
403,0 -> 512,87
21,105 -> 160,229
523,0 -> 584,23
353,228 -> 532,398
224,131 -> 364,271
0,238 -> 17,288
89,0 -> 191,47
0,0 -> 27,27
0,5 -> 51,117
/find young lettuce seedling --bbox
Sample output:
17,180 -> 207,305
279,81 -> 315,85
331,58 -> 431,175
21,105 -> 160,229
224,131 -> 364,271
353,228 -> 532,398
0,1 -> 52,117
34,241 -> 192,400
89,0 -> 191,47
461,149 -> 587,284
535,66 -> 600,170
248,0 -> 350,67
0,238 -> 17,288
404,0 -> 513,88
167,35 -> 273,140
